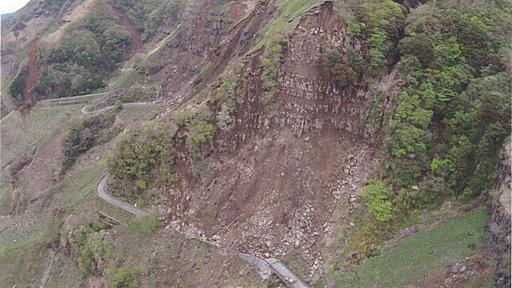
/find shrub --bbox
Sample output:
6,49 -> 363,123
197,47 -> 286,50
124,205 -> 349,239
71,222 -> 112,277
346,217 -> 396,262
261,40 -> 284,92
430,159 -> 455,176
361,180 -> 393,222
109,267 -> 138,288
135,213 -> 159,235
399,33 -> 434,67
8,66 -> 28,106
321,50 -> 357,88
108,123 -> 175,202
215,78 -> 237,130
351,0 -> 405,76
174,106 -> 216,155
62,113 -> 116,173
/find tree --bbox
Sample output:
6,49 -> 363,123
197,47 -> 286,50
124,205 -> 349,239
362,180 -> 393,222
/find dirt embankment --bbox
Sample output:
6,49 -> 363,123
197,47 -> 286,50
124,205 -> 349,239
105,0 -> 143,51
19,38 -> 40,117
155,1 -> 257,107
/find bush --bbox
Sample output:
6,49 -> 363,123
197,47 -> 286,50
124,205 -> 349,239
134,213 -> 159,235
71,222 -> 112,277
350,0 -> 405,76
109,267 -> 138,288
62,113 -> 116,173
321,50 -> 357,88
399,33 -> 434,67
361,180 -> 393,222
8,66 -> 28,106
174,106 -> 215,155
108,123 -> 175,202
261,40 -> 284,92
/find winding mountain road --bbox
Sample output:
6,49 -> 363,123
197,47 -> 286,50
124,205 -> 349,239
81,101 -> 151,114
96,174 -> 309,287
97,175 -> 146,216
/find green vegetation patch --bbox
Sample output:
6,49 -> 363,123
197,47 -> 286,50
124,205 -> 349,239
114,0 -> 185,41
71,222 -> 114,277
321,50 -> 358,88
253,0 -> 321,49
174,105 -> 216,155
343,0 -> 511,258
133,212 -> 160,235
361,180 -> 392,222
347,0 -> 405,77
261,39 -> 284,95
1,105 -> 80,167
0,158 -> 105,287
62,112 -> 117,173
334,207 -> 490,287
7,65 -> 28,107
37,1 -> 132,98
108,266 -> 139,288
108,122 -> 176,204
384,0 -> 511,206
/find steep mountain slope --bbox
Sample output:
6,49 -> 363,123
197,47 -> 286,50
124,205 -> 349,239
1,0 -> 510,287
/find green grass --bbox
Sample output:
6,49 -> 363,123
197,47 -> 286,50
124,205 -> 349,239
132,212 -> 160,235
253,0 -> 321,50
0,199 -> 58,287
0,158 -> 105,287
334,207 -> 490,287
111,68 -> 146,89
0,171 -> 14,214
277,0 -> 320,18
144,26 -> 180,67
1,105 -> 80,167
117,104 -> 165,127
53,159 -> 106,210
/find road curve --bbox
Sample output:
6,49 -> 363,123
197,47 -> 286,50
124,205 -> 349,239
97,175 -> 146,216
97,175 -> 310,287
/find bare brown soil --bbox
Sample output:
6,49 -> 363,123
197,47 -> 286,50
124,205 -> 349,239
196,0 -> 273,91
163,2 -> 398,282
155,1 -> 261,107
228,2 -> 249,21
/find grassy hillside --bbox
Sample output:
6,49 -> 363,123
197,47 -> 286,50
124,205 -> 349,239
333,207 -> 491,287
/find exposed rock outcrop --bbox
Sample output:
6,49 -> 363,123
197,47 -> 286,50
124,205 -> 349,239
166,2 -> 402,281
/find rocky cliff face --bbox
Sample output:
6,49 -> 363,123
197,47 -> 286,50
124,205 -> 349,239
490,140 -> 511,288
166,2 -> 402,280
154,0 -> 276,114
